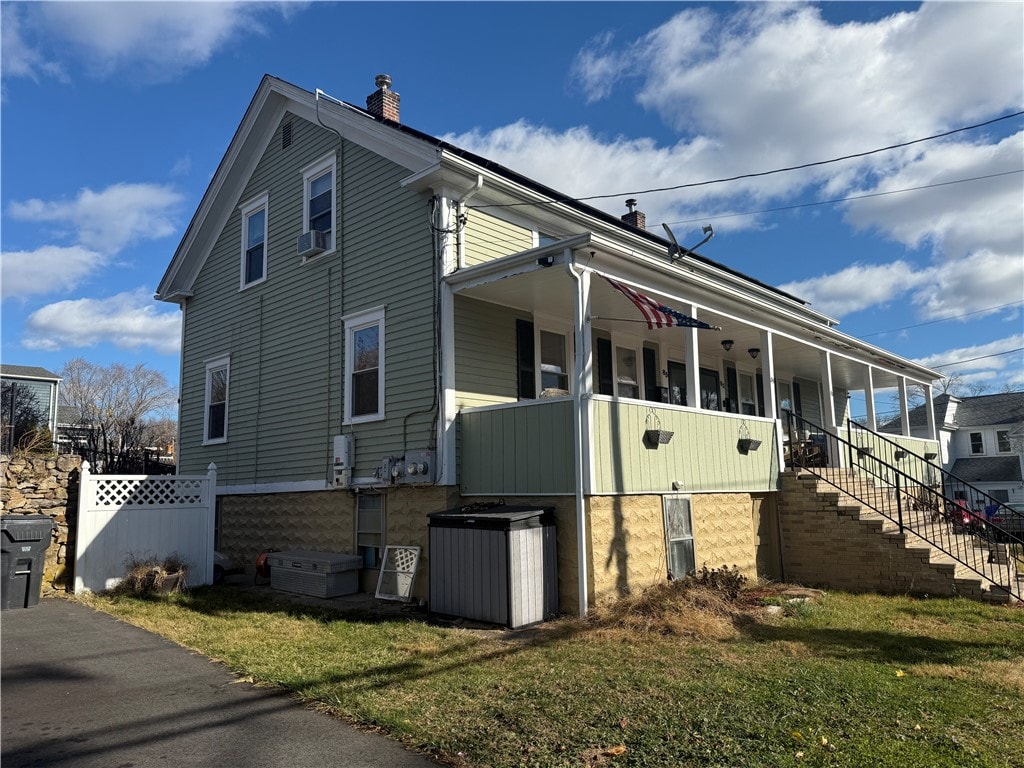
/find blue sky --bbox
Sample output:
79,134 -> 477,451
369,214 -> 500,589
2,1 -> 1022,420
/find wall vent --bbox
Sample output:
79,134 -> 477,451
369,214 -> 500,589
281,121 -> 293,150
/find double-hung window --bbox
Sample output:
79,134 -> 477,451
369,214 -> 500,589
343,307 -> 385,423
997,430 -> 1012,453
970,432 -> 984,455
302,153 -> 336,253
204,356 -> 230,444
240,193 -> 268,288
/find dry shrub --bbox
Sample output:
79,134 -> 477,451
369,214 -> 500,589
106,553 -> 189,597
587,572 -> 750,641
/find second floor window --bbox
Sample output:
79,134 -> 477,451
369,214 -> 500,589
303,153 -> 336,253
240,194 -> 268,288
997,430 -> 1012,453
970,432 -> 984,454
204,356 -> 230,444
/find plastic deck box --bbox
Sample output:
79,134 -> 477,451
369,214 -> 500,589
267,550 -> 362,598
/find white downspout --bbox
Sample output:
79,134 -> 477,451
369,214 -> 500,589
456,175 -> 483,271
566,255 -> 590,616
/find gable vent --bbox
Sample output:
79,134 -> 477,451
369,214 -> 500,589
281,121 -> 293,150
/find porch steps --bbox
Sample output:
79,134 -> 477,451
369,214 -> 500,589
780,470 -> 1019,605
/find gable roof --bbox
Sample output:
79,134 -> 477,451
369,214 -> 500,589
156,74 -> 809,310
0,365 -> 60,382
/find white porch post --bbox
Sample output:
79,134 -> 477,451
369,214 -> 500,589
569,257 -> 592,617
760,330 -> 778,421
683,303 -> 700,408
438,282 -> 457,485
923,382 -> 936,441
897,377 -> 911,437
819,351 -> 838,432
863,365 -> 877,431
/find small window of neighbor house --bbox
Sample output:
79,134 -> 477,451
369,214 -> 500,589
970,432 -> 984,455
997,430 -> 1012,453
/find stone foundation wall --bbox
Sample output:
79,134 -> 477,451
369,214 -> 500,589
1,454 -> 81,592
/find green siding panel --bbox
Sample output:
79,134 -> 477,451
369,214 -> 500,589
453,296 -> 528,409
459,400 -> 575,495
463,210 -> 534,266
591,399 -> 780,494
179,113 -> 436,485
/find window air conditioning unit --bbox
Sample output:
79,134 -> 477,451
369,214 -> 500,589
297,230 -> 327,258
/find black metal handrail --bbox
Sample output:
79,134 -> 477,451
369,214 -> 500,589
783,410 -> 1021,602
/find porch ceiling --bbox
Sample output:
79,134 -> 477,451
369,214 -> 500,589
455,265 -> 911,393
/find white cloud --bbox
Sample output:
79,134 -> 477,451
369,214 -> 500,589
911,333 -> 1024,377
4,2 -> 303,83
8,183 -> 183,254
777,260 -> 933,318
0,4 -> 66,83
22,290 -> 181,354
0,245 -> 106,299
912,250 -> 1024,321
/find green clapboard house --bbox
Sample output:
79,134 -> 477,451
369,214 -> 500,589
157,75 -> 942,614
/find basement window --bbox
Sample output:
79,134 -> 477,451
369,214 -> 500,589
357,494 -> 384,568
663,496 -> 695,580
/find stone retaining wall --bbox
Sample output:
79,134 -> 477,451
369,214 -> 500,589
1,454 -> 81,592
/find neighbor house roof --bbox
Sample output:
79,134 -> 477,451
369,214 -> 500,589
950,456 -> 1023,484
882,391 -> 1024,433
0,365 -> 60,381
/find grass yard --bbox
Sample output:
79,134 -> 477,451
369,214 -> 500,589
83,581 -> 1023,768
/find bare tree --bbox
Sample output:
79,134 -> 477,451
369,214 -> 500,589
59,358 -> 176,472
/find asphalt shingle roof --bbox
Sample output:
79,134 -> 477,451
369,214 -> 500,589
949,456 -> 1023,484
0,364 -> 60,381
881,391 -> 1024,432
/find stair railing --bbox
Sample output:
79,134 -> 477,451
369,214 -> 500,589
783,410 -> 1020,602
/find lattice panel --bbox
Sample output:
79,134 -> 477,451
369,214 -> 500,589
93,478 -> 205,508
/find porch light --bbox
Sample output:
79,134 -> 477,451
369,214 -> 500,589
748,348 -> 760,359
721,339 -> 734,351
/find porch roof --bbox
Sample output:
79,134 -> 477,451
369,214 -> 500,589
446,237 -> 940,393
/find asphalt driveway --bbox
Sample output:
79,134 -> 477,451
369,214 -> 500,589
1,598 -> 439,768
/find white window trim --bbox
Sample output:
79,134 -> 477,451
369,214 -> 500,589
239,193 -> 269,290
534,316 -> 574,396
969,431 -> 985,455
301,152 -> 337,259
996,429 -> 1012,454
609,330 -> 644,401
203,355 -> 230,445
343,306 -> 385,425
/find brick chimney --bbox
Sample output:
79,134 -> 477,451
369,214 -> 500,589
366,74 -> 400,122
621,198 -> 645,230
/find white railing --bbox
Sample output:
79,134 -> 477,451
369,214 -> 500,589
74,461 -> 217,594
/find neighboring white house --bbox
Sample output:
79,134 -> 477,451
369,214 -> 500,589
884,392 -> 1024,505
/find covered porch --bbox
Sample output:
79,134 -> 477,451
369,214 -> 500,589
445,233 -> 940,495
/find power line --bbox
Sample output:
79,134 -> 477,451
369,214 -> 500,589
472,110 -> 1024,211
664,170 -> 1023,227
859,300 -> 1024,339
930,347 -> 1024,369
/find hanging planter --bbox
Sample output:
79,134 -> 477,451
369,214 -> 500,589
736,420 -> 761,454
644,410 -> 673,449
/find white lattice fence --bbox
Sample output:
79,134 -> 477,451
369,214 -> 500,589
75,461 -> 217,593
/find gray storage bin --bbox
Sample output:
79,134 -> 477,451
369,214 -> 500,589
267,550 -> 362,598
428,505 -> 557,628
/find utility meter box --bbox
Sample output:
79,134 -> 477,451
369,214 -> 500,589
397,449 -> 434,484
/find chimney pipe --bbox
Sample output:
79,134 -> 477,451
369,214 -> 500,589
621,198 -> 646,230
366,74 -> 400,122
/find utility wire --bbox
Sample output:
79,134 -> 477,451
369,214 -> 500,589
859,300 -> 1024,338
664,170 -> 1023,227
472,110 -> 1024,211
930,347 -> 1024,369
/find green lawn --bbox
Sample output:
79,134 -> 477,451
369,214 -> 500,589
84,584 -> 1023,768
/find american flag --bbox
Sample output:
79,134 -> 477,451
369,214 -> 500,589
603,276 -> 721,331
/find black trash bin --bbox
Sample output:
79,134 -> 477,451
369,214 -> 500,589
1,515 -> 55,610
